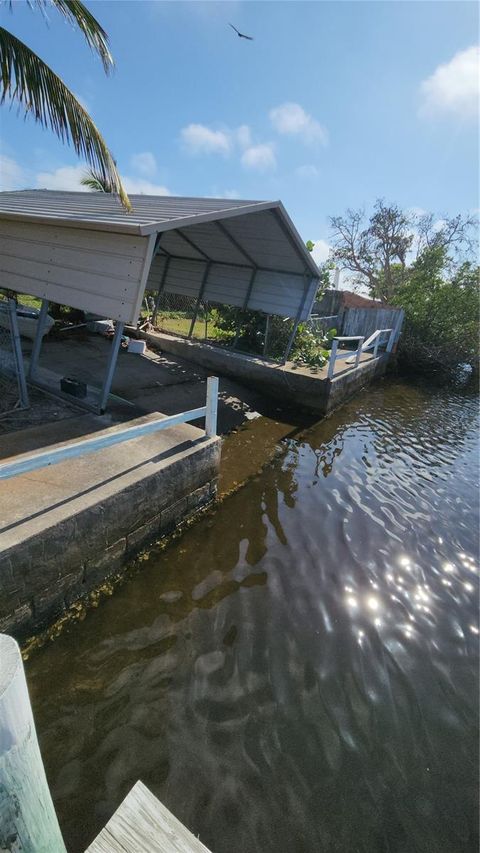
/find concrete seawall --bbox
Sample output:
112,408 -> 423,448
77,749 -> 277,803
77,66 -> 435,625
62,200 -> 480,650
139,331 -> 390,415
0,416 -> 220,640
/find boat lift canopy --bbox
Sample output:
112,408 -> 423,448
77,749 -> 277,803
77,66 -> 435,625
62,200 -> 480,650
0,190 -> 319,411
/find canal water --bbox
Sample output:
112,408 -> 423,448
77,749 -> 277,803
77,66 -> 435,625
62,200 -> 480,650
26,377 -> 479,853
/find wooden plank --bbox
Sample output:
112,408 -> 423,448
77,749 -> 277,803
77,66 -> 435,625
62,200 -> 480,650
86,781 -> 213,853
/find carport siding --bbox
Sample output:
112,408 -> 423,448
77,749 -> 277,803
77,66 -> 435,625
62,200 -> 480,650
0,218 -> 153,325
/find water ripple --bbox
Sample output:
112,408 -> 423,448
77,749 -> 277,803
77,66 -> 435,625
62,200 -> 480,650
27,379 -> 479,853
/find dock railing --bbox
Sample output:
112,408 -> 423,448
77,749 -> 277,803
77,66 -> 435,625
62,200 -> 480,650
327,335 -> 365,379
0,376 -> 219,481
327,328 -> 395,379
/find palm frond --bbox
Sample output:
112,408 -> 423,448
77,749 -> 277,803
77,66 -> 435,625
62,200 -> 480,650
12,0 -> 114,73
0,27 -> 131,210
81,168 -> 116,193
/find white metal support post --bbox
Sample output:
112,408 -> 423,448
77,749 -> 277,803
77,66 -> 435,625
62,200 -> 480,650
27,298 -> 49,380
328,338 -> 339,379
355,336 -> 365,367
0,634 -> 67,852
205,376 -> 219,437
0,377 -> 219,480
99,321 -> 124,413
7,297 -> 29,408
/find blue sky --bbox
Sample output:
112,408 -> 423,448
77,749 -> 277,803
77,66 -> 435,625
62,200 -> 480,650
0,1 -> 478,262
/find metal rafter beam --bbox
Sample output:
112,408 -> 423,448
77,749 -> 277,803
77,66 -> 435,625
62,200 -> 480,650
214,219 -> 257,268
175,229 -> 211,261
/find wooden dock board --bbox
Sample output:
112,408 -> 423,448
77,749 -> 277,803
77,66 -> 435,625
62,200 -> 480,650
86,781 -> 213,852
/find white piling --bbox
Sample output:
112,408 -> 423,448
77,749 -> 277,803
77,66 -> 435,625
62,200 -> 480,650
205,376 -> 219,438
0,634 -> 66,852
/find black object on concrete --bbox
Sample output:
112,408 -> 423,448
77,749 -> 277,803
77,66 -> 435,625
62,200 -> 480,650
60,377 -> 87,399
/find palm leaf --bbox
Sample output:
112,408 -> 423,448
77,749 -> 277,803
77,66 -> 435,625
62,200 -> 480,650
80,168 -> 116,193
0,26 -> 131,210
39,0 -> 113,73
7,0 -> 114,73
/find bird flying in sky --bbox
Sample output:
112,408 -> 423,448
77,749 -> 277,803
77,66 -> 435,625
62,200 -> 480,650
229,23 -> 254,41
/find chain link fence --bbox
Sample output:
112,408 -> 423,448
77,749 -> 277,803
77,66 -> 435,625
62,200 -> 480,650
0,296 -> 29,417
146,290 -> 303,362
149,291 -> 218,341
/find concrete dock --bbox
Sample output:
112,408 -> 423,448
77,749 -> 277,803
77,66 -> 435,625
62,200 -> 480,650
138,330 -> 391,415
0,411 -> 220,639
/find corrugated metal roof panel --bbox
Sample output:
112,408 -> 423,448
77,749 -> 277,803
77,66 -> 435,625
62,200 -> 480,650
0,190 -> 268,233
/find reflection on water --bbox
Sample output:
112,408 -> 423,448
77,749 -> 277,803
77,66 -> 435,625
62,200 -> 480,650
26,378 -> 479,853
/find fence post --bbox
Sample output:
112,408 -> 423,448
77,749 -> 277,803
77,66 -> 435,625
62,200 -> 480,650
386,327 -> 396,353
152,255 -> 171,326
355,337 -> 364,368
390,309 -> 405,352
328,338 -> 339,379
263,314 -> 271,356
205,376 -> 219,437
0,634 -> 67,852
188,262 -> 211,339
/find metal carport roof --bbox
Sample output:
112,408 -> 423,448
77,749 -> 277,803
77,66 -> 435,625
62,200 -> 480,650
0,190 -> 319,324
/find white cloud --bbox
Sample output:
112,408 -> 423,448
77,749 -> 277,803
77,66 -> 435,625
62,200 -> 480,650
180,122 -> 253,157
295,164 -> 319,179
130,151 -> 157,178
122,176 -> 170,195
36,165 -> 86,190
269,102 -> 328,145
241,143 -> 276,172
212,189 -> 240,199
236,124 -> 251,149
407,206 -> 427,218
35,164 -> 170,195
311,239 -> 331,265
181,123 -> 231,155
419,45 -> 479,119
0,154 -> 26,190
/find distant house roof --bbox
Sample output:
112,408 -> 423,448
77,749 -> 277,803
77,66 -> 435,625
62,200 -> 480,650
340,290 -> 398,311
